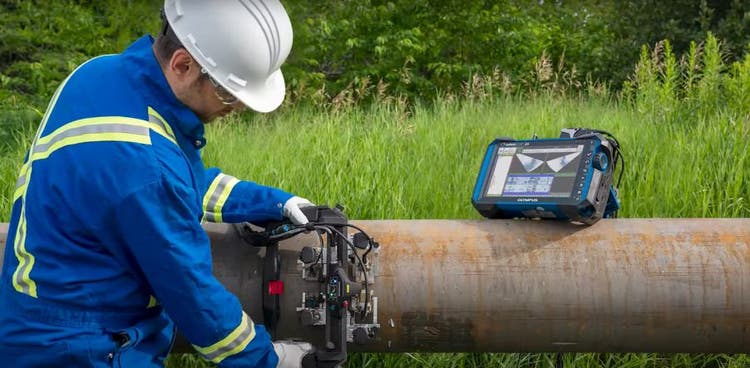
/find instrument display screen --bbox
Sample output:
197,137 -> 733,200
484,143 -> 586,198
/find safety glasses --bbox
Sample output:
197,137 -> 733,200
201,68 -> 239,105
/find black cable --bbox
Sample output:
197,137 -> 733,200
312,225 -> 334,264
314,230 -> 324,265
590,129 -> 625,188
281,222 -> 375,247
310,226 -> 337,305
313,222 -> 378,264
312,223 -> 373,240
301,230 -> 325,271
308,229 -> 328,300
341,224 -> 377,264
322,226 -> 370,320
267,227 -> 307,240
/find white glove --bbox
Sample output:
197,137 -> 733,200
283,196 -> 314,225
273,340 -> 315,368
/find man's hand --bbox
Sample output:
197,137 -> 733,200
273,340 -> 315,368
283,196 -> 314,225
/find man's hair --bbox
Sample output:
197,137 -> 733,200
154,12 -> 184,66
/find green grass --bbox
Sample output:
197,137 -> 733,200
0,121 -> 33,220
164,351 -> 750,368
201,96 -> 748,221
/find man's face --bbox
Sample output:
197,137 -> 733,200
186,74 -> 245,123
161,48 -> 245,123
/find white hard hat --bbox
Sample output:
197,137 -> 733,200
163,0 -> 293,113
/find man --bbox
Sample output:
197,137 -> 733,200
0,1 -> 313,367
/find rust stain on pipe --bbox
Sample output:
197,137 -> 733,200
350,219 -> 750,353
0,219 -> 748,353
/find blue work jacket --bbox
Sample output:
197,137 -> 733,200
0,35 -> 293,367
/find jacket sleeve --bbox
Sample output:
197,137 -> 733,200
104,175 -> 278,368
202,167 -> 294,224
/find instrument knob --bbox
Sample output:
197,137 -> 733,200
593,152 -> 609,171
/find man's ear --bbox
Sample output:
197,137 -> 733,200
168,49 -> 200,80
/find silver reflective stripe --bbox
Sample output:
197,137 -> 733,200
203,212 -> 218,223
202,319 -> 255,362
206,175 -> 236,212
32,124 -> 149,156
147,109 -> 177,144
14,219 -> 30,295
15,172 -> 26,192
148,113 -> 169,135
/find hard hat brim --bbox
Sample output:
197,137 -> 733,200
233,69 -> 286,113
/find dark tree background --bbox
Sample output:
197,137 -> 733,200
1,0 -> 749,107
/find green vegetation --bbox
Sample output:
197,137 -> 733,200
198,94 -> 748,222
166,352 -> 750,368
286,0 -> 750,103
2,1 -> 749,367
3,1 -> 750,114
0,0 -> 160,151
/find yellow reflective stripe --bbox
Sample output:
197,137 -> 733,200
34,117 -> 160,148
202,175 -> 223,222
12,186 -> 25,203
12,164 -> 29,202
193,312 -> 256,364
12,206 -> 36,297
147,106 -> 176,144
202,174 -> 240,223
147,295 -> 159,308
31,133 -> 150,161
212,177 -> 239,223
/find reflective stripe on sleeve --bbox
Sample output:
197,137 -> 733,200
202,174 -> 240,223
192,311 -> 257,364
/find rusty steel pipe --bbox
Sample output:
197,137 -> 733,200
1,219 -> 749,353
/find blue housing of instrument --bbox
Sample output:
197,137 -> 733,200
472,131 -> 620,225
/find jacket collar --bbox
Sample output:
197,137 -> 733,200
123,35 -> 207,149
